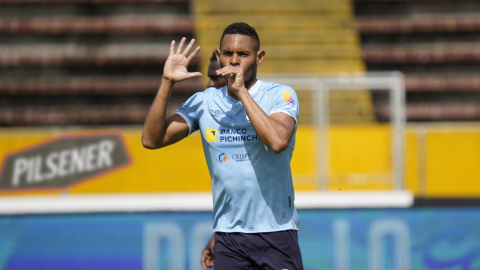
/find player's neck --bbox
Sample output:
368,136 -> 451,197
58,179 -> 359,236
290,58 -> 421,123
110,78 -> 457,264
227,77 -> 257,100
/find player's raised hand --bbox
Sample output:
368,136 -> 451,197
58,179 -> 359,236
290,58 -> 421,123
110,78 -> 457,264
163,37 -> 202,82
216,66 -> 246,96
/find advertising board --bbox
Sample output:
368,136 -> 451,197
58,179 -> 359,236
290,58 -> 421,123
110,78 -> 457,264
0,207 -> 478,270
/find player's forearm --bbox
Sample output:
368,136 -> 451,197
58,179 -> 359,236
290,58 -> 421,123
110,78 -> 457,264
237,90 -> 292,154
141,78 -> 175,149
206,234 -> 215,249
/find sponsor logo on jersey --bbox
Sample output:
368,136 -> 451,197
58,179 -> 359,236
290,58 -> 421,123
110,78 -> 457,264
283,91 -> 295,105
0,133 -> 130,191
210,109 -> 224,117
218,153 -> 230,163
207,128 -> 260,143
206,128 -> 218,142
218,153 -> 251,163
220,128 -> 248,135
218,128 -> 259,143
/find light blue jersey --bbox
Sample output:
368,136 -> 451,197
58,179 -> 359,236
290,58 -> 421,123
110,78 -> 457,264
175,80 -> 299,233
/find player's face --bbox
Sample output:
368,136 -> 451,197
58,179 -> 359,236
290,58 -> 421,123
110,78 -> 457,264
217,34 -> 263,84
207,60 -> 226,89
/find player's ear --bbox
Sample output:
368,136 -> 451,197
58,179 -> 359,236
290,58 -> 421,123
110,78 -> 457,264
215,49 -> 221,63
256,50 -> 265,66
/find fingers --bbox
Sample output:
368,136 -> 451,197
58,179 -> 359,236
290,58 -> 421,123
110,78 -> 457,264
200,250 -> 209,270
216,66 -> 240,73
216,66 -> 243,76
187,71 -> 203,79
182,39 -> 195,57
170,37 -> 200,63
187,45 -> 201,62
201,258 -> 214,270
176,37 -> 186,54
169,40 -> 175,55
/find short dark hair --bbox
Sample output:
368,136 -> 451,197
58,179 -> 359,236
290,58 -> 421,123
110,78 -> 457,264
210,51 -> 217,62
219,22 -> 260,51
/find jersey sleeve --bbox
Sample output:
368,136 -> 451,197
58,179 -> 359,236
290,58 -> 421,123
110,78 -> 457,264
269,86 -> 299,123
174,92 -> 204,135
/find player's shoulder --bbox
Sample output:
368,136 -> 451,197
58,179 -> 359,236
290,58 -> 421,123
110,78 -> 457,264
260,81 -> 296,95
188,89 -> 205,100
186,86 -> 223,102
203,86 -> 226,97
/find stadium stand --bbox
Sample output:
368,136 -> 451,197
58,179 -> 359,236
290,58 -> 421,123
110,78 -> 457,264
0,0 -> 198,126
1,0 -> 479,125
354,0 -> 480,121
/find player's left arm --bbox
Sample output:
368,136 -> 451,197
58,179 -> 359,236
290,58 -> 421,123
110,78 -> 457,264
217,66 -> 295,154
238,91 -> 295,154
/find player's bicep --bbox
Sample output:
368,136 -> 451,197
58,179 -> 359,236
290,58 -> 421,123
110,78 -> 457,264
270,112 -> 296,138
161,114 -> 189,147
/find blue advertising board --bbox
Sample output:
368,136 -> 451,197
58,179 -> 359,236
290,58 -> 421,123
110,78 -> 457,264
0,208 -> 479,270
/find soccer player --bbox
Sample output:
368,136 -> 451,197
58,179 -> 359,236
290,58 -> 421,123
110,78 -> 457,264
142,22 -> 303,270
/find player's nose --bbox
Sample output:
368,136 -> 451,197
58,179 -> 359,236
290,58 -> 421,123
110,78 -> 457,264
230,54 -> 239,66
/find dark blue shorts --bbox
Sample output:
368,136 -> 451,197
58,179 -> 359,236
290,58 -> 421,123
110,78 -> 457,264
214,230 -> 304,270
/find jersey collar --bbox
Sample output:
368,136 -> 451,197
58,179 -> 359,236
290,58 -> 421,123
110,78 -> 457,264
248,80 -> 262,95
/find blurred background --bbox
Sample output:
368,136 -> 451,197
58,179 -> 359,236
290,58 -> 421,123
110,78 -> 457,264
0,0 -> 479,269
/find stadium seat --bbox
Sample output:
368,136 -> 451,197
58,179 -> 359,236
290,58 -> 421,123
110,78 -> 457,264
405,74 -> 480,92
356,15 -> 480,34
0,77 -> 202,95
0,44 -> 200,67
0,16 -> 193,34
362,43 -> 480,64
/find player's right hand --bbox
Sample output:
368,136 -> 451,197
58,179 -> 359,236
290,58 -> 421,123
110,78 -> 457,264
216,65 -> 247,98
162,37 -> 202,82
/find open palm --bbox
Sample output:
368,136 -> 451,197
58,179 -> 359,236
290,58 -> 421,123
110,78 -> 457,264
163,37 -> 202,82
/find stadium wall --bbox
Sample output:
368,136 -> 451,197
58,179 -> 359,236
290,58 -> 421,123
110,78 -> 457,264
0,124 -> 478,197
